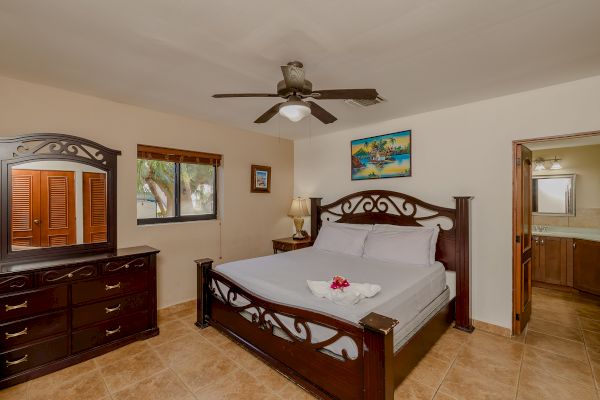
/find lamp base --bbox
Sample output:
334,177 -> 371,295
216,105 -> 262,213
292,217 -> 306,240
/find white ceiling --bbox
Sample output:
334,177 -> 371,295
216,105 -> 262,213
1,0 -> 600,140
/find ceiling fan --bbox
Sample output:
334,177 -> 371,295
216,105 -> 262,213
212,61 -> 379,124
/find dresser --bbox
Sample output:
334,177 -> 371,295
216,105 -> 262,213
0,246 -> 159,388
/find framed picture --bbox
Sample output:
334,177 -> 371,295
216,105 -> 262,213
251,165 -> 271,193
351,130 -> 412,180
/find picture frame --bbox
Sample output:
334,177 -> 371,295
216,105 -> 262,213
251,164 -> 271,193
351,130 -> 412,180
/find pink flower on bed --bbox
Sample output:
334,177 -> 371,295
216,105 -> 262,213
330,275 -> 350,291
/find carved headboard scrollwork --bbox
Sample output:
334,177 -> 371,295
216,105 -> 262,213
310,190 -> 473,330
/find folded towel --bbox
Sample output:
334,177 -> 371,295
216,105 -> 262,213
307,280 -> 381,306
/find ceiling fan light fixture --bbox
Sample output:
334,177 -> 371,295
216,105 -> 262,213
278,99 -> 311,122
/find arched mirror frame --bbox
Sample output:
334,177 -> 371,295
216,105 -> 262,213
0,133 -> 121,263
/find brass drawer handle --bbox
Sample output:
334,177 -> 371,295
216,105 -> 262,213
5,327 -> 28,340
105,326 -> 121,337
123,263 -> 130,269
105,304 -> 121,314
105,282 -> 121,291
6,354 -> 28,366
5,301 -> 28,312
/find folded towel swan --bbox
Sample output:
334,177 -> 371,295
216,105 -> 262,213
307,280 -> 381,306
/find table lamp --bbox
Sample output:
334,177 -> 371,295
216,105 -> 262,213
288,197 -> 310,240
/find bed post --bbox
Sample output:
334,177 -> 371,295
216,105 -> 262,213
453,196 -> 474,332
360,313 -> 398,400
310,197 -> 322,240
194,258 -> 213,329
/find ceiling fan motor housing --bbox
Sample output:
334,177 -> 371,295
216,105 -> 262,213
277,79 -> 312,97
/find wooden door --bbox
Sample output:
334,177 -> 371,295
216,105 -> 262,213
83,172 -> 107,243
540,236 -> 567,285
573,239 -> 600,295
513,144 -> 533,335
532,236 -> 542,282
40,171 -> 76,247
11,170 -> 41,248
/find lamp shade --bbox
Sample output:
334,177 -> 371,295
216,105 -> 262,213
288,197 -> 310,217
279,100 -> 311,122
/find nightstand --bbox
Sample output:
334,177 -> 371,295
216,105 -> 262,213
272,236 -> 313,253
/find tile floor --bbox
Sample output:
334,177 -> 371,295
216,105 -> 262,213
2,287 -> 600,400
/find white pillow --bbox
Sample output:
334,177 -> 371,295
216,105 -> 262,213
363,226 -> 438,265
373,225 -> 439,264
313,223 -> 370,256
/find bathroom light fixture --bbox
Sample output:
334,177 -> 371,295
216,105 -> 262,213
534,159 -> 546,171
533,156 -> 562,171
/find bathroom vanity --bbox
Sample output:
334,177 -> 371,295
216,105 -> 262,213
533,227 -> 600,295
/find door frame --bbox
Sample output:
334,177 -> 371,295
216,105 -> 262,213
512,129 -> 600,335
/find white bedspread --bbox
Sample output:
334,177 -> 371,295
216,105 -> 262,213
216,247 -> 446,328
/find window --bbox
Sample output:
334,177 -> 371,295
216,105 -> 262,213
136,145 -> 220,224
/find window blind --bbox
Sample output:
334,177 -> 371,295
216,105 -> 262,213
137,144 -> 222,166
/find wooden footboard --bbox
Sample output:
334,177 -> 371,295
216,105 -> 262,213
195,258 -> 398,400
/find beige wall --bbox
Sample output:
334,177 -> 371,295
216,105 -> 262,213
533,144 -> 600,228
0,75 -> 294,309
295,74 -> 600,330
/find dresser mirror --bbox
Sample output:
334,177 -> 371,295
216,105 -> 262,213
533,174 -> 576,216
11,160 -> 107,251
1,133 -> 121,262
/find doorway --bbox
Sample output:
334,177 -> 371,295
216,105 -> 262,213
513,130 -> 600,336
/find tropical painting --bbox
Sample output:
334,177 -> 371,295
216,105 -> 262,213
351,130 -> 411,180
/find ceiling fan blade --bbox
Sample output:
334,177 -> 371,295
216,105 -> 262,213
280,65 -> 306,90
254,103 -> 283,123
212,93 -> 280,98
307,101 -> 337,124
310,89 -> 378,100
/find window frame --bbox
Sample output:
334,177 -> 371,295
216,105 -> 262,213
136,147 -> 219,225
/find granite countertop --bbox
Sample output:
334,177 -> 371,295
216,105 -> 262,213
533,226 -> 600,242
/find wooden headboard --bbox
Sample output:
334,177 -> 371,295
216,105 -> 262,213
310,190 -> 473,331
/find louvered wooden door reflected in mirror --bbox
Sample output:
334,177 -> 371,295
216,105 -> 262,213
11,169 -> 76,249
40,170 -> 76,247
83,172 -> 107,243
9,161 -> 107,251
11,169 -> 41,248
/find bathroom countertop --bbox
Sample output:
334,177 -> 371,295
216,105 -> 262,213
533,226 -> 600,242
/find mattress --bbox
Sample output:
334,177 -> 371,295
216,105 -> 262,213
214,248 -> 452,358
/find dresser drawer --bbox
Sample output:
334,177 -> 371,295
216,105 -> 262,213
36,265 -> 97,286
71,311 -> 149,353
101,257 -> 148,275
0,311 -> 67,351
1,335 -> 68,377
0,287 -> 68,322
72,292 -> 148,329
72,271 -> 148,305
0,274 -> 33,295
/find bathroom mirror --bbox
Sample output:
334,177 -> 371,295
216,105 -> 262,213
533,174 -> 576,216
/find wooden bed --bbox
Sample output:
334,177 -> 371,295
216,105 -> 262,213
195,190 -> 473,399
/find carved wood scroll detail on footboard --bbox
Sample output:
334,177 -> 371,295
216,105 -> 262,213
209,270 -> 363,362
195,258 -> 372,400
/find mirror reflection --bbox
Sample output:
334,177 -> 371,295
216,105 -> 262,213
533,174 -> 576,216
10,161 -> 107,251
